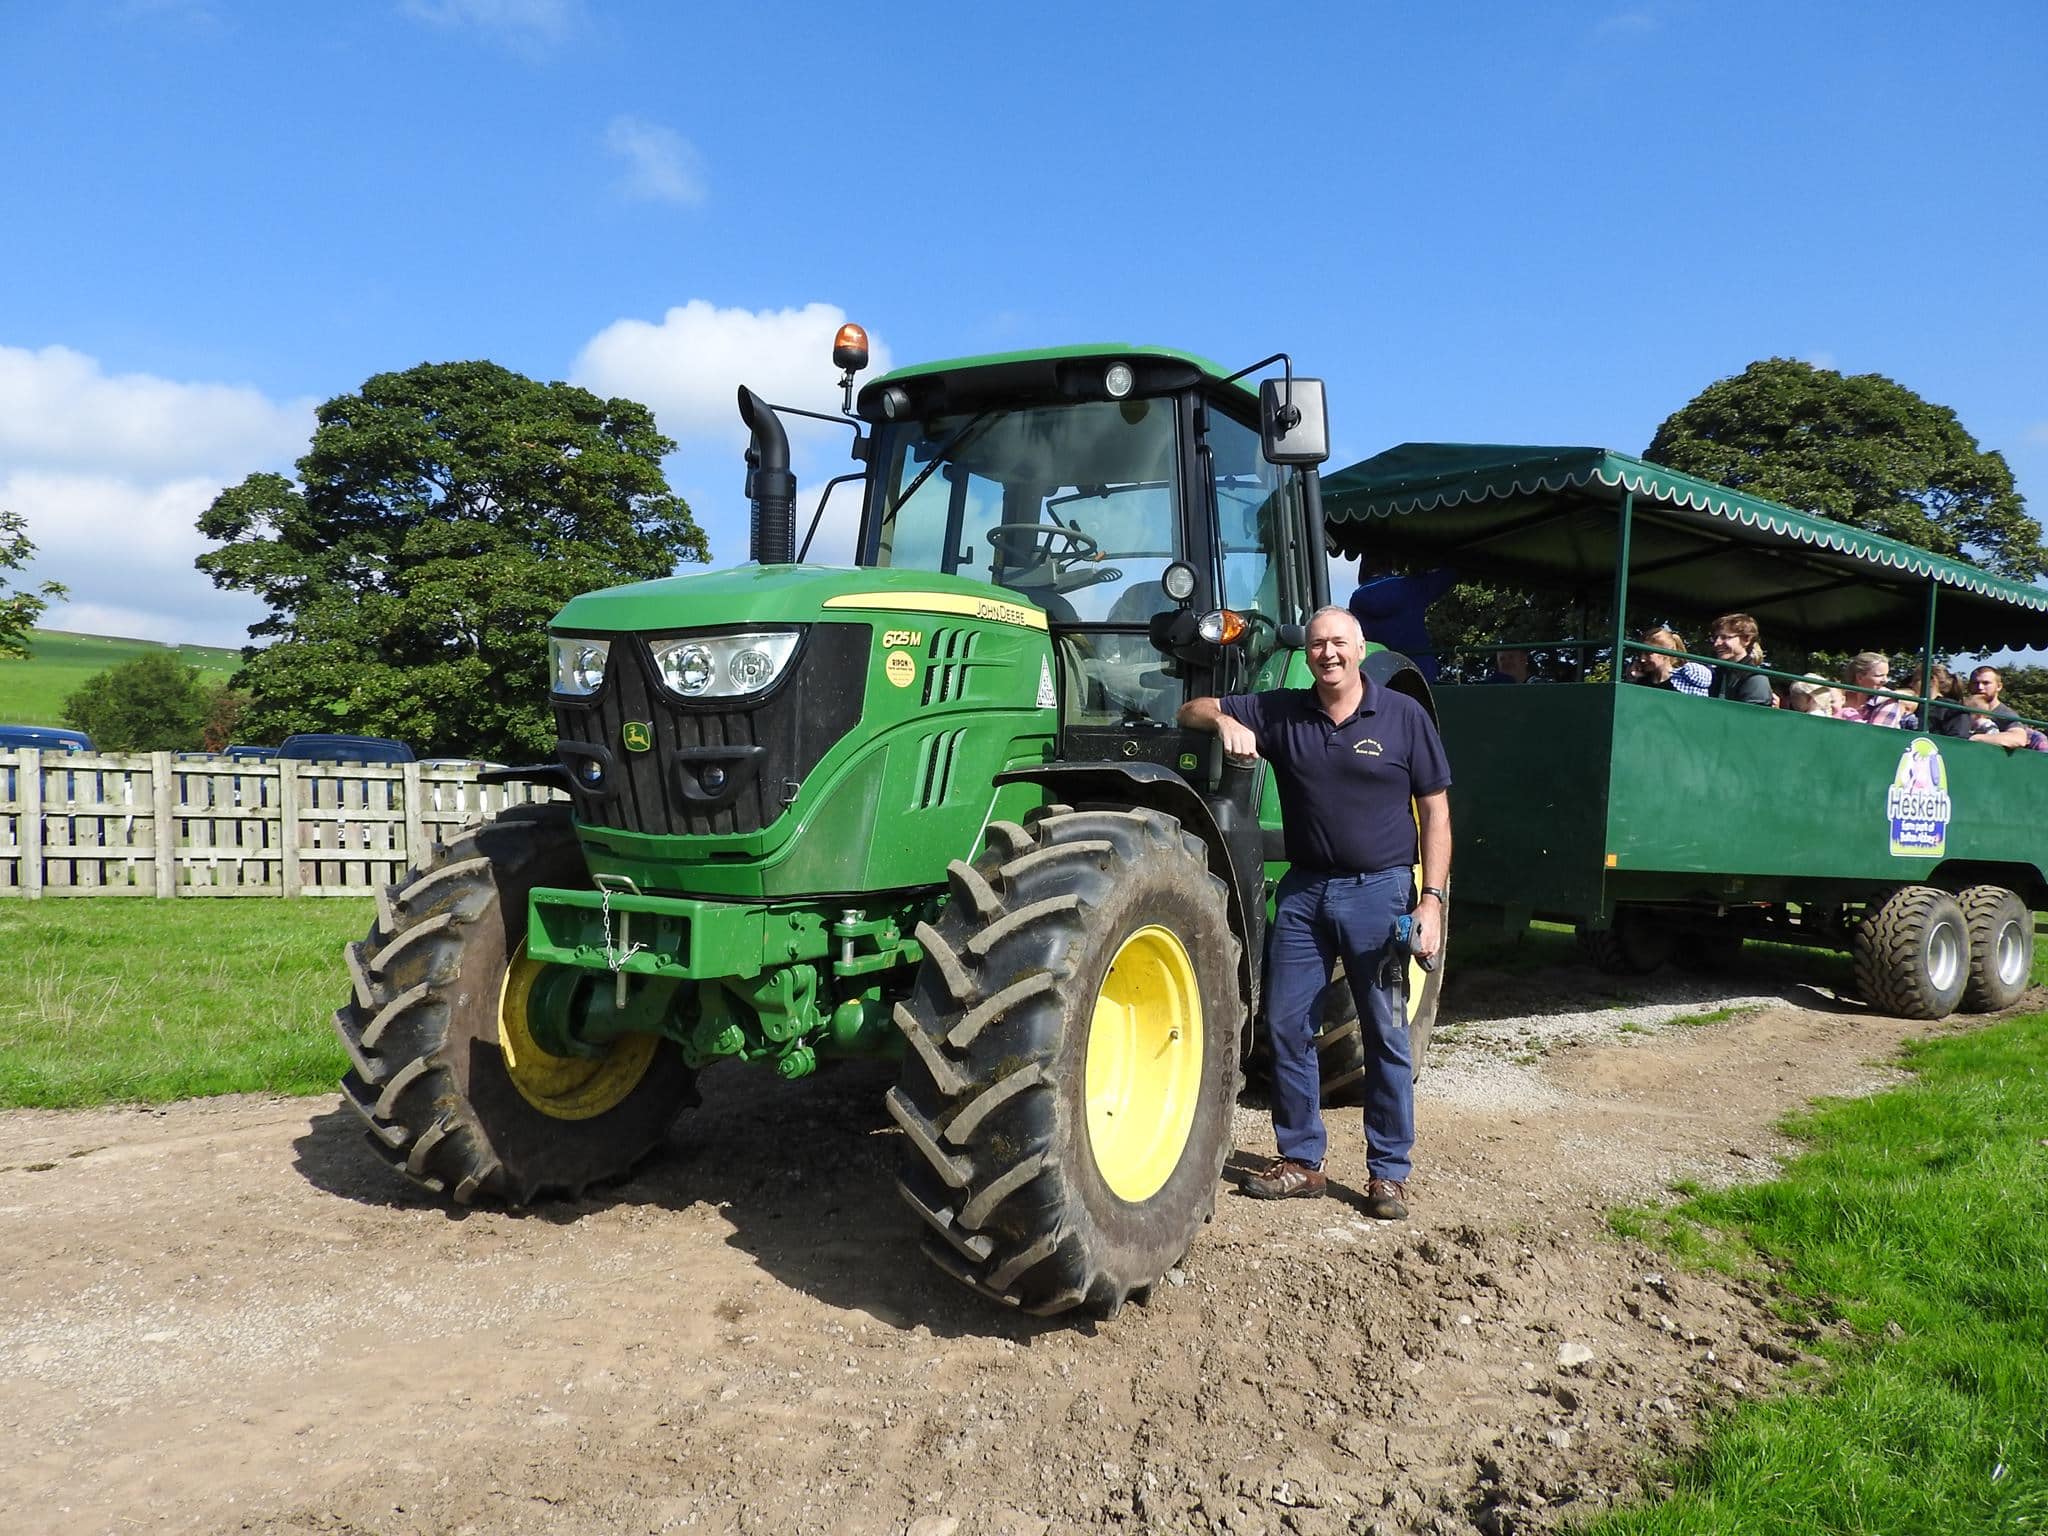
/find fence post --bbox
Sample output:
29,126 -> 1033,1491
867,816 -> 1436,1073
22,749 -> 42,901
151,751 -> 176,898
279,760 -> 303,898
402,761 -> 426,870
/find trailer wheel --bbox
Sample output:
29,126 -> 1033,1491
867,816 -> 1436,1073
333,802 -> 694,1204
889,806 -> 1241,1318
1576,908 -> 1670,975
1957,885 -> 2032,1013
1853,885 -> 1968,1021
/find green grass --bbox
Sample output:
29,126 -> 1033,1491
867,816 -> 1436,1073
0,897 -> 369,1106
1582,1010 -> 2048,1535
0,628 -> 241,726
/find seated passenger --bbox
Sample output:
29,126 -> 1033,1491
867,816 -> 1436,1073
1632,626 -> 1711,695
1705,613 -> 1772,705
1835,652 -> 1903,727
1786,675 -> 1842,715
1485,648 -> 1532,684
1349,558 -> 1456,681
1959,666 -> 2047,750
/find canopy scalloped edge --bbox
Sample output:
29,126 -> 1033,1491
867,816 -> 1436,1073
1331,448 -> 2048,614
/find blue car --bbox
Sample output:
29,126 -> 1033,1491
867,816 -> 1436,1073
276,733 -> 414,765
0,724 -> 93,752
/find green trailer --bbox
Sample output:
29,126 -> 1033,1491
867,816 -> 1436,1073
1321,444 -> 2048,1019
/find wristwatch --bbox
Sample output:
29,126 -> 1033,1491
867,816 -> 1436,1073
1420,886 -> 1448,903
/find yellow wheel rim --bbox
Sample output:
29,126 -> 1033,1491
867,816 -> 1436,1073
497,949 -> 660,1120
1084,925 -> 1205,1203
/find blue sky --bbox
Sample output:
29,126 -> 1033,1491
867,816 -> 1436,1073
3,0 -> 2043,648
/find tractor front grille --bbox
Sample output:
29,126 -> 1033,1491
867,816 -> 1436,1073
553,623 -> 869,837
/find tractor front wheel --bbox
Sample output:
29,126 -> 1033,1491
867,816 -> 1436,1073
333,801 -> 694,1204
890,805 -> 1242,1318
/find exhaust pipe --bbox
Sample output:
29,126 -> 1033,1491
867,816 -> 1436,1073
739,386 -> 795,565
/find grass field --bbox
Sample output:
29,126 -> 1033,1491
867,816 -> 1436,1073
0,897 -> 367,1107
1584,1009 -> 2048,1535
0,628 -> 243,726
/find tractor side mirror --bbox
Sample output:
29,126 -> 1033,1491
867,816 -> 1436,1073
1259,377 -> 1329,466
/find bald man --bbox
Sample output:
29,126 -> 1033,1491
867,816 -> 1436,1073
1179,605 -> 1452,1219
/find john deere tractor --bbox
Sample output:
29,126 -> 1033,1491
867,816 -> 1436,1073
334,333 -> 1443,1318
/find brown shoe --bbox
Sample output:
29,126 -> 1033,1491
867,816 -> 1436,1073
1363,1177 -> 1409,1220
1244,1157 -> 1327,1200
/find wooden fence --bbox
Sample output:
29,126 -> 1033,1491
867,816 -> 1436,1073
0,751 -> 561,898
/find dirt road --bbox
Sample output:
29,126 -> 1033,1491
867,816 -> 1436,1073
0,961 -> 1975,1536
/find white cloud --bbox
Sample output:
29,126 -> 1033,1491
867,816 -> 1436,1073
398,0 -> 578,44
0,344 -> 312,479
605,116 -> 707,206
575,301 -> 892,566
2026,421 -> 2048,445
0,346 -> 309,648
1803,350 -> 1839,372
1593,8 -> 1658,36
573,299 -> 891,447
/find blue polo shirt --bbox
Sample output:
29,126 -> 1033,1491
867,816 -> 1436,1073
1221,678 -> 1452,875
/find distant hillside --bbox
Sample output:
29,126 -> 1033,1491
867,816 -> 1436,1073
0,630 -> 243,726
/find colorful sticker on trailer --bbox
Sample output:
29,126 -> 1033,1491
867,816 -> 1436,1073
1886,737 -> 1950,857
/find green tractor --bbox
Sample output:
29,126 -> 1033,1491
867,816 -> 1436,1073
334,333 -> 1443,1318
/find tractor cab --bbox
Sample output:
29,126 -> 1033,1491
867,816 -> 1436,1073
834,341 -> 1333,774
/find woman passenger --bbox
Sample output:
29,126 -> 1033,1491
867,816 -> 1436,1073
1632,626 -> 1712,695
1835,651 -> 1903,726
1705,613 -> 1772,705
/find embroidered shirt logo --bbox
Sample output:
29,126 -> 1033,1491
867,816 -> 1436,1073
1352,737 -> 1384,757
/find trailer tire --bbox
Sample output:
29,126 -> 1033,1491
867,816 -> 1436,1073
1853,885 -> 1968,1021
890,806 -> 1241,1319
1576,909 -> 1670,975
333,802 -> 694,1205
1958,885 -> 2032,1014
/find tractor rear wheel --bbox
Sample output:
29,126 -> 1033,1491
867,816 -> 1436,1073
1309,927 -> 1446,1105
333,801 -> 694,1204
890,806 -> 1241,1318
1958,884 -> 2031,1013
1852,885 -> 1968,1021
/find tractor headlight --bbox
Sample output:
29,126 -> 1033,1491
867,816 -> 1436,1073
649,631 -> 801,700
549,636 -> 612,695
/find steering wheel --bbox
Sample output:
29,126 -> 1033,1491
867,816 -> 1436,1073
986,523 -> 1101,570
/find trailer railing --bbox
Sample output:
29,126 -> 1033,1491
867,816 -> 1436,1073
0,750 -> 562,898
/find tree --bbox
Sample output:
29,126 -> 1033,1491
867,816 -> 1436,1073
1,510 -> 67,660
1645,358 -> 2044,581
62,652 -> 213,751
197,361 -> 705,760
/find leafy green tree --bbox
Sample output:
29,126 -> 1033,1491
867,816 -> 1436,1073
62,652 -> 213,751
197,361 -> 705,760
1645,358 -> 2044,580
1,509 -> 67,660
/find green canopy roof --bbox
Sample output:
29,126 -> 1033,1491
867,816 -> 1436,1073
1321,444 -> 2048,651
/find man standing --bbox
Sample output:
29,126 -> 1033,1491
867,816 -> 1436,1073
1179,606 -> 1452,1219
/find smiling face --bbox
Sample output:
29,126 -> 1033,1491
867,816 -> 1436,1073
1708,626 -> 1746,661
1305,608 -> 1365,693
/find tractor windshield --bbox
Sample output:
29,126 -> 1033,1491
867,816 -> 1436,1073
870,398 -> 1182,628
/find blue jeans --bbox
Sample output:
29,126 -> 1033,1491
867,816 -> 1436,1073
1264,867 -> 1414,1181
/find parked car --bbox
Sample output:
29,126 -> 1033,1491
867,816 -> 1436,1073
0,724 -> 93,752
224,744 -> 277,762
276,734 -> 414,765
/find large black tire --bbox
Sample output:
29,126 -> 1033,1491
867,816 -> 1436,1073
333,801 -> 695,1204
1577,908 -> 1672,975
1853,885 -> 1968,1021
889,805 -> 1242,1318
1958,884 -> 2032,1013
1312,935 -> 1445,1105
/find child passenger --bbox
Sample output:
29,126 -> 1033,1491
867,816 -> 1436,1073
1786,675 -> 1842,715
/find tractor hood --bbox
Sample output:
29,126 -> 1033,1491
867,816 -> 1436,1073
552,564 -> 1053,637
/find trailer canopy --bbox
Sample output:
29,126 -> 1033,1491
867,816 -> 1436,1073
1321,443 -> 2048,652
